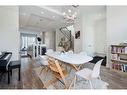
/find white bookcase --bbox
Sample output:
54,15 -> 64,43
27,44 -> 46,58
111,44 -> 127,73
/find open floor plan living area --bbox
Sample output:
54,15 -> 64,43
0,6 -> 127,89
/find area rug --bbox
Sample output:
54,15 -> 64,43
34,64 -> 109,89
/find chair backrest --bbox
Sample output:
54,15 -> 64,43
48,58 -> 59,72
48,58 -> 67,88
66,50 -> 73,55
91,59 -> 103,78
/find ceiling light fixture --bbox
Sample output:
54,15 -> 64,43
53,16 -> 55,18
63,6 -> 79,24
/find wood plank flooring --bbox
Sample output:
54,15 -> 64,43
0,57 -> 127,89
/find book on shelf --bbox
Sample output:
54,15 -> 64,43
123,64 -> 127,72
117,47 -> 121,53
125,47 -> 127,53
121,64 -> 124,72
112,62 -> 127,72
111,46 -> 127,54
111,46 -> 117,53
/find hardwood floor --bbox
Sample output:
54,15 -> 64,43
0,57 -> 127,89
0,57 -> 44,89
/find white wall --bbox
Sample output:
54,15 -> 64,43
82,12 -> 106,57
107,6 -> 127,67
0,6 -> 19,60
94,18 -> 106,55
82,15 -> 95,56
45,31 -> 55,50
74,18 -> 83,53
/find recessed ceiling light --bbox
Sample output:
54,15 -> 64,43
63,12 -> 66,15
41,12 -> 44,14
68,9 -> 71,13
53,16 -> 55,18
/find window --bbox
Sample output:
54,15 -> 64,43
20,33 -> 37,50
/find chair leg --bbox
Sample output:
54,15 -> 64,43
8,70 -> 10,84
73,75 -> 77,89
88,80 -> 93,89
39,66 -> 45,75
10,70 -> 12,76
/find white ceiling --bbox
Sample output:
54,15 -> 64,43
19,6 -> 106,32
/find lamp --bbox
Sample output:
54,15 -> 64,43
63,6 -> 79,24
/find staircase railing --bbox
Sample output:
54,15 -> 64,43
59,27 -> 74,51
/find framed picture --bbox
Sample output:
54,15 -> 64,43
75,31 -> 80,39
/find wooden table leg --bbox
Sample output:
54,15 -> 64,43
70,64 -> 79,71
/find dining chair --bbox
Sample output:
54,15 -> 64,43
67,50 -> 74,54
38,55 -> 49,75
38,49 -> 54,74
44,58 -> 69,89
74,59 -> 103,89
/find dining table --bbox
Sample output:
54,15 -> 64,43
46,52 -> 93,71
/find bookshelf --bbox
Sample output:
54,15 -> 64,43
111,44 -> 127,73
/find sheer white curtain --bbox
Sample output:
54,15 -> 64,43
20,33 -> 37,50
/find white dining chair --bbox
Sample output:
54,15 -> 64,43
38,49 -> 53,74
65,50 -> 74,55
68,50 -> 74,54
74,59 -> 103,89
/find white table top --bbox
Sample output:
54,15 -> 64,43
46,52 -> 93,65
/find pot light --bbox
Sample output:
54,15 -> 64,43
68,9 -> 71,13
41,11 -> 44,14
63,12 -> 66,15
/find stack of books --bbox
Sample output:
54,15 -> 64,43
112,63 -> 127,72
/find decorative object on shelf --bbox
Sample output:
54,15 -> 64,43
75,30 -> 80,39
37,37 -> 42,44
